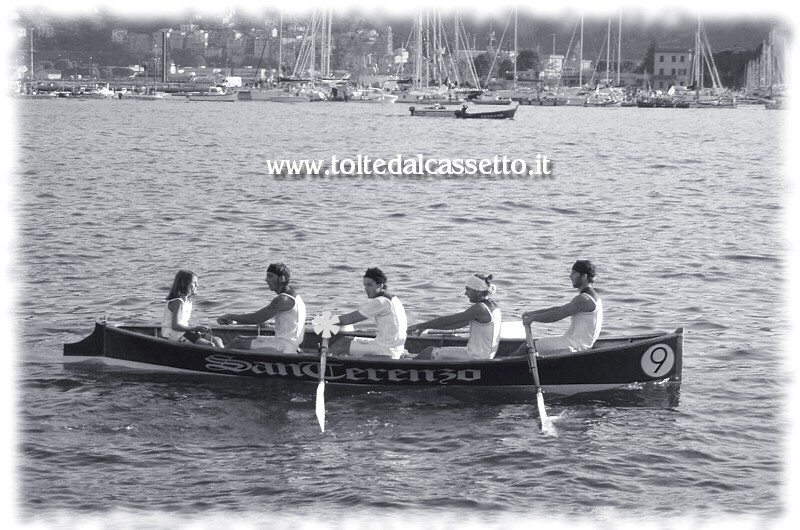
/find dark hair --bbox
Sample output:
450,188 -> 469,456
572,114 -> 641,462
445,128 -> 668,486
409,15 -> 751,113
363,267 -> 387,286
267,262 -> 291,283
572,260 -> 596,281
166,269 -> 196,300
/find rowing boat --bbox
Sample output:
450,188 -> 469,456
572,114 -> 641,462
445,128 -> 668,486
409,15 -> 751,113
63,322 -> 683,396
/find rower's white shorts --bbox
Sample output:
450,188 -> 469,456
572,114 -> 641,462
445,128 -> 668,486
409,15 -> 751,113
430,346 -> 493,360
250,335 -> 297,354
534,336 -> 588,356
347,337 -> 402,359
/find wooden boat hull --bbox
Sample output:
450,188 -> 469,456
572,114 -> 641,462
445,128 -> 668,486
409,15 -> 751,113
537,98 -> 564,106
409,105 -> 457,117
120,93 -> 167,100
188,93 -> 238,102
472,98 -> 514,105
268,95 -> 310,103
63,323 -> 683,396
584,100 -> 621,107
237,90 -> 308,102
350,94 -> 399,103
695,98 -> 737,108
454,104 -> 518,119
17,92 -> 58,99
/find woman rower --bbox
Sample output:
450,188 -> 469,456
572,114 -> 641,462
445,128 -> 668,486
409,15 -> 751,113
407,273 -> 501,360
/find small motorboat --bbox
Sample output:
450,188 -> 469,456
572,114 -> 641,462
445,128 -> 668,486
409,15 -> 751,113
188,86 -> 238,102
454,103 -> 519,119
409,104 -> 458,117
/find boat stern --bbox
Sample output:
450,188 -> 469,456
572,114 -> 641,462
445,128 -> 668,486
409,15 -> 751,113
670,327 -> 685,383
63,322 -> 106,357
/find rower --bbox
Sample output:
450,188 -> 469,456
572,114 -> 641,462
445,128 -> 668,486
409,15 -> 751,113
510,260 -> 603,357
217,263 -> 306,353
407,273 -> 501,360
327,267 -> 407,359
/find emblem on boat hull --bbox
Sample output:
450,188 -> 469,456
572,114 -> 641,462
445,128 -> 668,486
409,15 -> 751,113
640,344 -> 675,377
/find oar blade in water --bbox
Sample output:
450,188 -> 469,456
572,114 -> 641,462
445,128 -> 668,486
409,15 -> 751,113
537,392 -> 557,436
315,380 -> 325,432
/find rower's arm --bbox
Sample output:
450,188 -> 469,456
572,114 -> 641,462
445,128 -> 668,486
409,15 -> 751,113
336,310 -> 368,326
523,295 -> 594,324
219,296 -> 290,325
409,304 -> 486,333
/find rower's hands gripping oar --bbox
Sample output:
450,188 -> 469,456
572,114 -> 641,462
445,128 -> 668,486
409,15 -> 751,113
312,311 -> 340,433
525,323 -> 557,436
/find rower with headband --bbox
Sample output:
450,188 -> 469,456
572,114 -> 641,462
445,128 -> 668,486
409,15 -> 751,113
407,273 -> 502,360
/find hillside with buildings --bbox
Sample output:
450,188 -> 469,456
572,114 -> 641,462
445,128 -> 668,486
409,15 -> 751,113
9,7 -> 788,91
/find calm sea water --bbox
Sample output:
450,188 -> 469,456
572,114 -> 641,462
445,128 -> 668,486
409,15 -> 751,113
9,97 -> 792,528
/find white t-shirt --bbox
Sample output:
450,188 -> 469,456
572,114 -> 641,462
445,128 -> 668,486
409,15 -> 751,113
358,295 -> 407,357
161,298 -> 192,341
274,294 -> 306,351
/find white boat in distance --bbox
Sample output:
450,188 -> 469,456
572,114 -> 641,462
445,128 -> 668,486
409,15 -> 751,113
188,86 -> 237,102
583,89 -> 622,107
394,88 -> 465,106
117,87 -> 167,100
80,84 -> 116,99
471,93 -> 514,105
17,91 -> 57,99
269,93 -> 311,103
348,87 -> 398,103
408,103 -> 458,117
238,88 -> 311,103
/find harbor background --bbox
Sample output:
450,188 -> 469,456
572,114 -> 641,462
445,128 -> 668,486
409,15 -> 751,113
4,2 -> 800,529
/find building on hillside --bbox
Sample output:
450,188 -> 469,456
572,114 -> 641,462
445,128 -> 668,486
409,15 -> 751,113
127,33 -> 156,54
186,32 -> 209,55
169,33 -> 185,51
111,29 -> 127,44
34,69 -> 62,81
34,23 -> 56,39
651,48 -> 693,90
540,54 -> 565,82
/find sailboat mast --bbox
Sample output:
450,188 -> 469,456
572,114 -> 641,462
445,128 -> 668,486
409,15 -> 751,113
327,7 -> 332,77
767,29 -> 775,88
30,28 -> 34,80
606,19 -> 610,85
692,18 -> 703,91
513,6 -> 517,91
414,10 -> 422,89
309,10 -> 316,77
433,11 -> 438,84
617,12 -> 622,85
579,13 -> 584,87
454,12 -> 459,85
319,9 -> 325,78
278,12 -> 283,82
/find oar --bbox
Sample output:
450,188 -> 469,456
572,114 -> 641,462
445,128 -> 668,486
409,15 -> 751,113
525,323 -> 556,436
311,311 -> 340,433
313,323 -> 330,433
